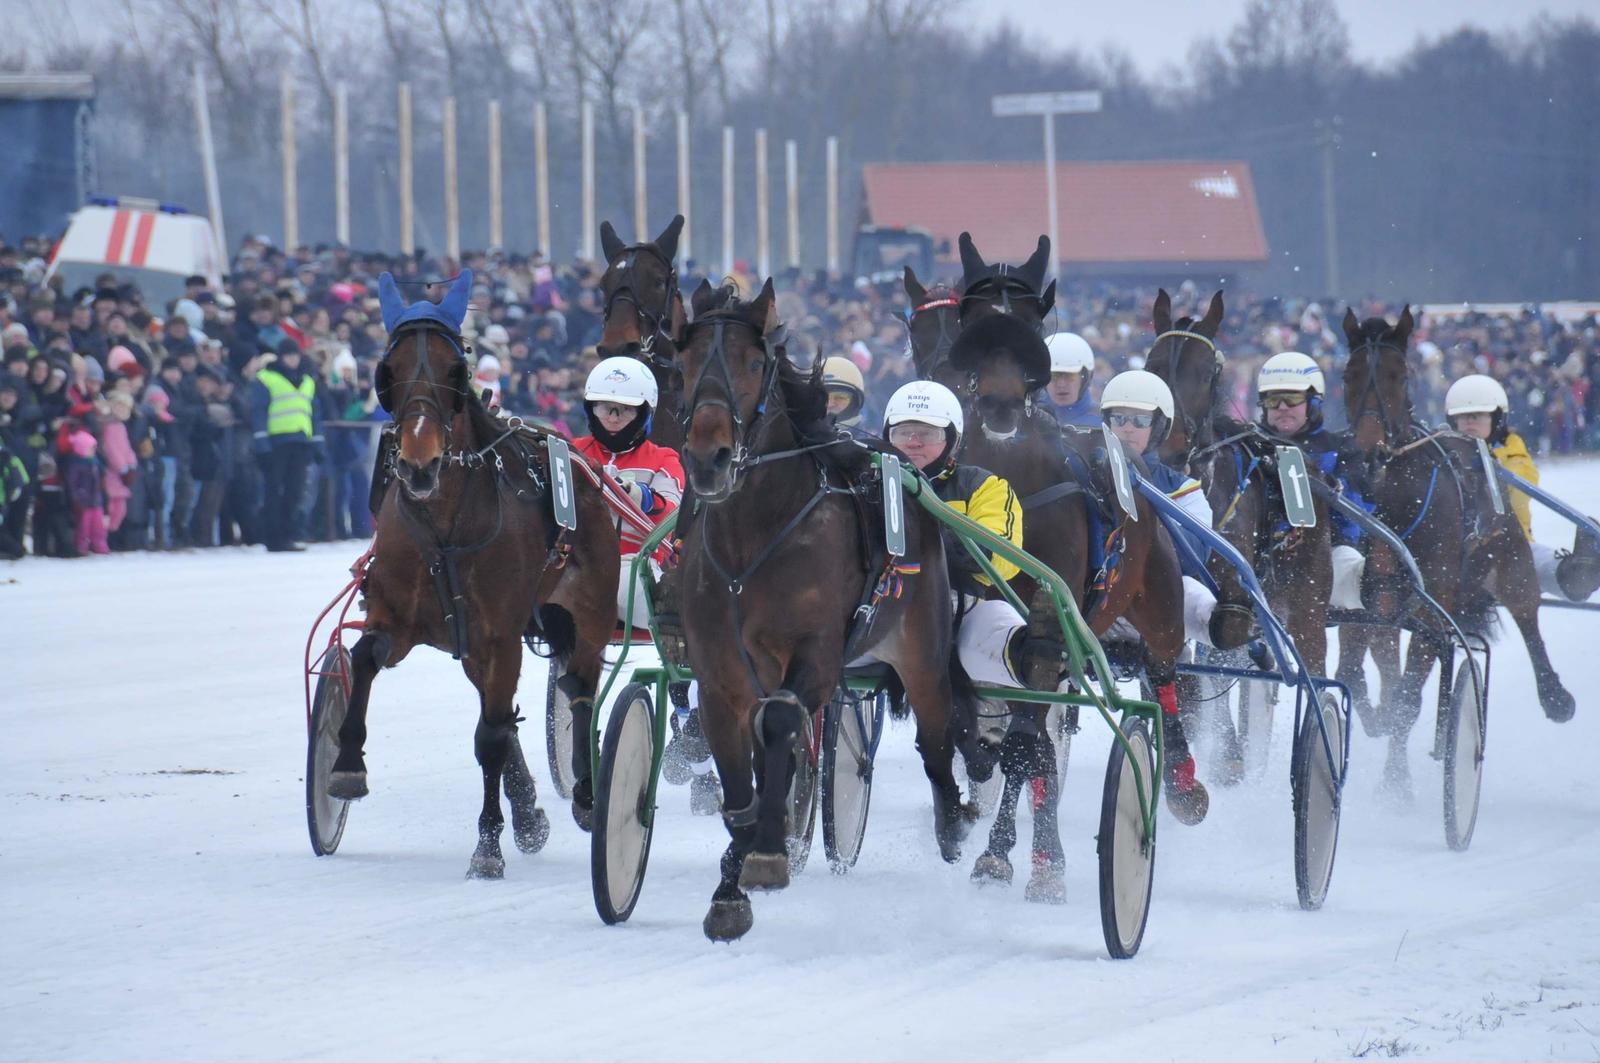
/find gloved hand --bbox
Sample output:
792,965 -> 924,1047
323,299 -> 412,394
618,477 -> 653,513
252,434 -> 271,457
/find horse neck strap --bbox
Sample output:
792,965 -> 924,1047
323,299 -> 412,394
1153,328 -> 1218,354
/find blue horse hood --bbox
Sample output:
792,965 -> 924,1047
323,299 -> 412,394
378,269 -> 474,335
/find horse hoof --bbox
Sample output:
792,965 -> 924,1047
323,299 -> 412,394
327,771 -> 368,801
970,852 -> 1013,886
1024,858 -> 1067,905
513,808 -> 550,854
737,851 -> 790,892
703,898 -> 754,942
1541,686 -> 1576,724
1379,746 -> 1414,810
1164,781 -> 1209,826
466,851 -> 505,880
689,774 -> 722,817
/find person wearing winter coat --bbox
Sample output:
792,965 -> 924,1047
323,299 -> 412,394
63,427 -> 109,555
250,343 -> 323,551
0,435 -> 28,559
97,399 -> 139,541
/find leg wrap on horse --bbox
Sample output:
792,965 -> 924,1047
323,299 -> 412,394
1208,602 -> 1256,651
1019,591 -> 1067,691
754,691 -> 806,751
474,712 -> 522,758
722,794 -> 758,832
555,672 -> 590,700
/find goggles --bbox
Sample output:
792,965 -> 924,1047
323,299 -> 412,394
1104,411 -> 1156,429
1259,393 -> 1309,410
887,423 -> 946,447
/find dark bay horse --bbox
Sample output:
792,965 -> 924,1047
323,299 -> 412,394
1146,288 -> 1333,777
598,215 -> 687,449
329,270 -> 620,877
1340,306 -> 1574,795
676,279 -> 972,941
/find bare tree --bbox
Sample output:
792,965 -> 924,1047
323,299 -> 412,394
254,0 -> 337,115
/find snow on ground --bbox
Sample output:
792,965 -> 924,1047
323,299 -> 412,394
5,462 -> 1600,1062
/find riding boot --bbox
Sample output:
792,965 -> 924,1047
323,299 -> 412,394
1556,536 -> 1600,602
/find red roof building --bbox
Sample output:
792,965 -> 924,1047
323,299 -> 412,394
860,160 -> 1270,276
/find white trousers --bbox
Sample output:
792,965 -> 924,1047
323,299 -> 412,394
956,598 -> 1027,688
1330,544 -> 1365,610
616,554 -> 659,630
1532,541 -> 1564,598
1104,576 -> 1218,647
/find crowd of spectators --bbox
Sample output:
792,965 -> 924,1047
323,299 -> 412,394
1,230 -> 1596,561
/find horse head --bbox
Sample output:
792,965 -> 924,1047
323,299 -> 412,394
903,265 -> 965,393
597,214 -> 686,368
375,269 -> 474,501
947,314 -> 1052,441
956,231 -> 1055,333
1147,287 -> 1226,462
678,278 -> 788,502
1341,305 -> 1415,454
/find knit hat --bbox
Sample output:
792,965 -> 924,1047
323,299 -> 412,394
69,428 -> 98,457
144,386 -> 176,423
83,358 -> 106,384
107,346 -> 141,376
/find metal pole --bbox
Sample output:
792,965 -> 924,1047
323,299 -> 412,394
534,100 -> 550,257
443,95 -> 460,262
633,106 -> 648,240
1043,112 -> 1059,283
1318,117 -> 1341,295
581,101 -> 596,261
676,109 -> 691,263
488,98 -> 503,248
755,128 -> 769,279
721,125 -> 734,278
398,81 -> 414,256
784,138 -> 799,269
280,71 -> 297,251
825,135 -> 839,274
334,81 -> 350,246
191,66 -> 227,256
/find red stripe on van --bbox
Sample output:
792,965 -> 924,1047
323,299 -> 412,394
105,210 -> 131,264
129,213 -> 156,267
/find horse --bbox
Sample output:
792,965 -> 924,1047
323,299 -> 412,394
328,270 -> 620,877
675,278 -> 973,941
1339,306 -> 1575,796
907,234 -> 1205,903
597,215 -> 687,449
1146,288 -> 1332,778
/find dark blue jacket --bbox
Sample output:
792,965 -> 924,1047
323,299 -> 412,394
1296,426 -> 1370,547
1049,395 -> 1101,429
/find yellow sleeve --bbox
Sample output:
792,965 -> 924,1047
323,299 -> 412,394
1493,435 -> 1537,541
966,473 -> 1024,584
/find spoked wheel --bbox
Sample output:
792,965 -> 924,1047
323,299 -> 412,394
1237,680 -> 1277,782
544,667 -> 577,800
1047,702 -> 1076,782
1097,717 -> 1157,959
306,646 -> 353,856
591,683 -> 658,925
1443,657 -> 1485,852
1292,693 -> 1345,910
785,710 -> 821,875
822,689 -> 880,872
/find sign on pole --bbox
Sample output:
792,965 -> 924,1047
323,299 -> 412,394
398,82 -> 414,256
280,72 -> 297,251
675,110 -> 691,263
1275,446 -> 1318,527
990,89 -> 1102,284
334,81 -> 350,245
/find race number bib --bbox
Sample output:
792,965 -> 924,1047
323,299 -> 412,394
547,436 -> 578,530
882,454 -> 906,557
1101,423 -> 1139,521
1475,438 -> 1506,516
1275,446 -> 1318,528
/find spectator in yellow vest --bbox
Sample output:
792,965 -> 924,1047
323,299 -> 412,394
250,340 -> 322,552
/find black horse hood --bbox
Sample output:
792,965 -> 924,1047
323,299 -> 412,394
947,314 -> 1052,391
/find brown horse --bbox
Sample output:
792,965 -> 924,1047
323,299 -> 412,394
676,279 -> 972,941
328,271 -> 619,877
1146,288 -> 1333,777
1339,306 -> 1574,796
597,216 -> 687,449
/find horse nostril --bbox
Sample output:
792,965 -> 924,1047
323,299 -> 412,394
710,447 -> 733,472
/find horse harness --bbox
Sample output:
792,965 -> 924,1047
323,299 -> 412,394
1151,326 -> 1224,453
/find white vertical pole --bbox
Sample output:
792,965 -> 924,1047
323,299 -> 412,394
191,66 -> 227,256
633,106 -> 648,240
581,101 -> 596,261
398,81 -> 414,256
721,125 -> 734,278
534,100 -> 550,256
334,81 -> 350,245
755,128 -> 770,279
676,109 -> 691,263
443,95 -> 460,262
1043,112 -> 1060,283
488,98 -> 503,247
280,71 -> 297,251
784,138 -> 799,269
825,135 -> 839,274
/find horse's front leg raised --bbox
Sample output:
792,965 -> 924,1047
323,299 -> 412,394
328,629 -> 393,799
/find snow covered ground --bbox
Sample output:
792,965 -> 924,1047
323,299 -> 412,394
6,461 -> 1600,1062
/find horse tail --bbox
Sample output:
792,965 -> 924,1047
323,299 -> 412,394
533,603 -> 578,667
1455,592 -> 1501,642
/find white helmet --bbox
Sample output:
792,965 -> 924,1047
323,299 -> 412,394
1445,374 -> 1509,416
1099,370 -> 1175,420
1257,351 -> 1325,396
1045,332 -> 1095,375
884,380 -> 965,438
584,356 -> 658,408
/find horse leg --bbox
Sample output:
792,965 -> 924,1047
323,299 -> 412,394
1381,634 -> 1439,807
699,685 -> 757,942
329,630 -> 392,799
465,639 -> 524,879
1335,624 -> 1381,736
555,672 -> 597,831
501,728 -> 550,855
972,707 -> 1031,886
1023,712 -> 1066,904
1496,545 -> 1576,722
737,690 -> 808,892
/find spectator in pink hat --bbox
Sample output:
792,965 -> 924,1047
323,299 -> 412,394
65,427 -> 109,554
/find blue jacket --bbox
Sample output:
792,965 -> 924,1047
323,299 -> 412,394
1141,451 -> 1213,580
1050,395 -> 1101,429
1296,427 -> 1370,547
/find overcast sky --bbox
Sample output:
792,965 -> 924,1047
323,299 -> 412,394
982,0 -> 1598,75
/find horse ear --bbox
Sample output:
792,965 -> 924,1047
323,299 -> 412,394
1342,308 -> 1362,346
958,231 -> 986,285
1039,279 -> 1057,319
1023,235 -> 1051,287
378,272 -> 405,333
1152,288 -> 1173,334
690,279 -> 716,318
1394,305 -> 1415,346
904,265 -> 927,305
600,220 -> 626,262
752,278 -> 777,331
439,268 -> 472,329
1199,290 -> 1225,337
374,361 -> 395,413
655,215 -> 685,262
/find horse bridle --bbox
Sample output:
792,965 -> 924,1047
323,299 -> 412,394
601,245 -> 680,367
1345,336 -> 1413,451
959,273 -> 1045,324
904,291 -> 961,375
1151,327 -> 1223,461
678,314 -> 789,488
380,321 -> 470,453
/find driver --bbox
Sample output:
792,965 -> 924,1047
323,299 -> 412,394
1042,331 -> 1099,429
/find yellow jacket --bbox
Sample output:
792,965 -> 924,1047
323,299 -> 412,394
1492,431 -> 1537,541
933,463 -> 1024,587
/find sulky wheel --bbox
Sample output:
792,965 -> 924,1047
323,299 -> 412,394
1443,657 -> 1485,852
1292,692 -> 1345,910
591,683 -> 658,925
1098,717 -> 1157,960
821,689 -> 880,872
306,645 -> 353,857
544,667 -> 577,800
785,709 -> 821,876
1237,679 -> 1277,782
